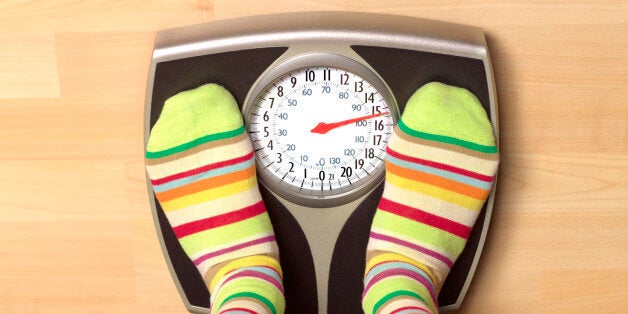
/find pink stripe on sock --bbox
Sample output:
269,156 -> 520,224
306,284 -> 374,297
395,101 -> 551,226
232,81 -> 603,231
369,231 -> 453,268
193,235 -> 276,266
378,198 -> 472,239
219,308 -> 257,314
150,151 -> 254,185
390,306 -> 432,314
386,147 -> 493,182
220,269 -> 285,295
173,201 -> 266,238
363,268 -> 437,305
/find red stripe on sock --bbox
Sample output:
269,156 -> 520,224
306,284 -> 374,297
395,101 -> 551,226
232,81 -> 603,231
150,151 -> 254,185
378,198 -> 472,239
194,235 -> 276,266
370,232 -> 454,268
173,201 -> 266,238
386,147 -> 493,182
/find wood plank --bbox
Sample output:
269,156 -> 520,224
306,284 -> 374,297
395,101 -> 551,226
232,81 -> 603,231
0,33 -> 60,98
1,1 -> 627,312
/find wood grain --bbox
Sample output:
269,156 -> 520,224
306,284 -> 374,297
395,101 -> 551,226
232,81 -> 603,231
0,32 -> 60,98
0,1 -> 626,313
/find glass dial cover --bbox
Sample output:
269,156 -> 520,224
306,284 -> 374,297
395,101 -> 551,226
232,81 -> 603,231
244,54 -> 398,207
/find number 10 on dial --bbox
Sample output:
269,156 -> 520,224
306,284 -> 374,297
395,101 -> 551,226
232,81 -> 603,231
245,55 -> 398,207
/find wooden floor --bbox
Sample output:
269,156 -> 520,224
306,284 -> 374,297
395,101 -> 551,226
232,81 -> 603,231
1,1 -> 626,313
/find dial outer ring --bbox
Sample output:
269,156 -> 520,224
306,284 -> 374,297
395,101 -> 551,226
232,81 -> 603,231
243,53 -> 399,208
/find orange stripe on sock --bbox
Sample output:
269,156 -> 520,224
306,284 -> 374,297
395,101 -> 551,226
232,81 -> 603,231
155,165 -> 256,202
385,161 -> 490,200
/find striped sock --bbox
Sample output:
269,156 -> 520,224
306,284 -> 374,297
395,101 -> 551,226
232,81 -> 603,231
362,82 -> 499,314
145,84 -> 285,314
209,255 -> 284,314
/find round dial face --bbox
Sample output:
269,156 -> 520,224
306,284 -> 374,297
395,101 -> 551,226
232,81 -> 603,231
245,55 -> 397,207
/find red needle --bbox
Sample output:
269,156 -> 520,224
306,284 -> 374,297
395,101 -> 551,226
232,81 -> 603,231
310,112 -> 388,134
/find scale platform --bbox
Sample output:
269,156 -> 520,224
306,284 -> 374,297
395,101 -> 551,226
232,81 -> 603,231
145,11 -> 499,314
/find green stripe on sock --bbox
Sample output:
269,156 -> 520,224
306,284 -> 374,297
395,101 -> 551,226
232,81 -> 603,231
220,291 -> 277,314
372,290 -> 428,314
398,119 -> 497,154
146,125 -> 245,159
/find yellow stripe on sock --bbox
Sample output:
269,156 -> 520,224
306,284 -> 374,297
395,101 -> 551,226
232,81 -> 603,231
165,190 -> 261,227
161,176 -> 257,212
210,255 -> 282,293
366,252 -> 437,285
386,172 -> 485,210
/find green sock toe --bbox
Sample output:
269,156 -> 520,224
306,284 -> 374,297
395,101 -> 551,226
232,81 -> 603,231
146,83 -> 243,155
145,83 -> 284,313
363,82 -> 500,314
401,82 -> 496,148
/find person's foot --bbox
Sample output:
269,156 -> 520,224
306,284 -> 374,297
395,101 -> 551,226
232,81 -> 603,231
145,84 -> 285,314
362,82 -> 499,314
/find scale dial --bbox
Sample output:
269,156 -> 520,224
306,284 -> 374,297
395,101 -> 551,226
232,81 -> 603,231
244,54 -> 398,207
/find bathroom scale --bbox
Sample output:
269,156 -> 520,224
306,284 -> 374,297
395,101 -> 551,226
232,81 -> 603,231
144,11 -> 499,314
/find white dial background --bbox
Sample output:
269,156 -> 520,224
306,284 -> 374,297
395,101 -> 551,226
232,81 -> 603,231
247,65 -> 395,200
